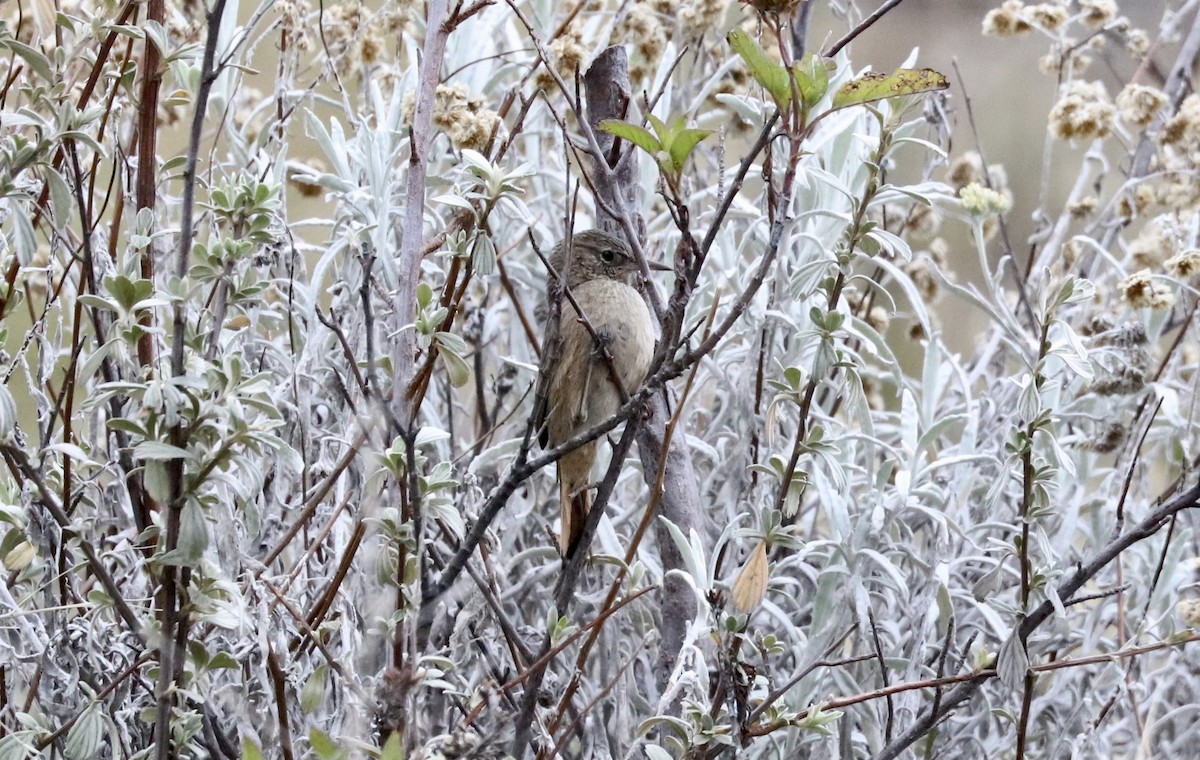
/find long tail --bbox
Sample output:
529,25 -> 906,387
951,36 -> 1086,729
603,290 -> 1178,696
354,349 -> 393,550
558,465 -> 591,555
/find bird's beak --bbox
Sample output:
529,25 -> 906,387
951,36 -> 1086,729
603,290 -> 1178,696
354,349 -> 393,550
647,259 -> 672,272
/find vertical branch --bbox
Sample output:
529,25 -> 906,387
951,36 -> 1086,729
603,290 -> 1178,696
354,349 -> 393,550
1015,312 -> 1051,759
395,0 -> 451,429
583,45 -> 702,691
156,1 -> 228,756
385,2 -> 450,751
134,0 -> 163,369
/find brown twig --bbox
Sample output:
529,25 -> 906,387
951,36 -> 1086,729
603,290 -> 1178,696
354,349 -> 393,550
157,2 -> 231,753
823,0 -> 910,58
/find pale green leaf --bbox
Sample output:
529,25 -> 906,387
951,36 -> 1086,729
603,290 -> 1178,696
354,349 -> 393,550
5,40 -> 53,81
64,702 -> 103,760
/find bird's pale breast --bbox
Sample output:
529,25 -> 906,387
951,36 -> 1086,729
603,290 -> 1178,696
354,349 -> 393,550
547,279 -> 653,443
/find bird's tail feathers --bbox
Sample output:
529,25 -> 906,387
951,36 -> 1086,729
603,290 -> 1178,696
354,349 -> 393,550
558,467 -> 591,555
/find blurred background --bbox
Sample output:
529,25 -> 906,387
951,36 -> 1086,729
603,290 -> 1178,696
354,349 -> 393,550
807,0 -> 1178,347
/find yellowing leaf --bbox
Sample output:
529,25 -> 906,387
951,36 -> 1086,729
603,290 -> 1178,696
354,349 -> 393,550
3,541 -> 35,572
832,68 -> 949,111
732,541 -> 770,612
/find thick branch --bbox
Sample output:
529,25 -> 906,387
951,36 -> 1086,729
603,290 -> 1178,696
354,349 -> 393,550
395,0 -> 451,429
584,44 -> 702,692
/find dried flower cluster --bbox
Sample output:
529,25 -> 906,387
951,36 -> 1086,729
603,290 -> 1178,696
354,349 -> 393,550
981,0 -> 1034,37
1128,216 -> 1185,268
1078,0 -> 1118,27
1115,184 -> 1155,222
946,151 -> 1007,193
1067,195 -> 1097,218
1166,249 -> 1200,280
904,238 -> 949,304
1161,94 -> 1200,145
1049,79 -> 1115,140
1087,321 -> 1150,395
1117,268 -> 1174,310
415,83 -> 504,152
1079,420 -> 1127,453
536,23 -> 589,91
1116,83 -> 1168,127
683,0 -> 732,39
983,0 -> 1147,76
277,0 -> 312,53
621,2 -> 669,84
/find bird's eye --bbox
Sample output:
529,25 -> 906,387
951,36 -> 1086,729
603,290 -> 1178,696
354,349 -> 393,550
600,249 -> 617,264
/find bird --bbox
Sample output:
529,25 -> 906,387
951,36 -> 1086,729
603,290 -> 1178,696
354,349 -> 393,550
532,229 -> 660,554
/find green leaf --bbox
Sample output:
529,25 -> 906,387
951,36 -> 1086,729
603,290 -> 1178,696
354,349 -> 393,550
79,298 -> 120,320
240,738 -> 265,760
434,331 -> 468,355
727,29 -> 791,108
997,632 -> 1029,692
176,498 -> 208,563
141,20 -> 171,60
45,168 -> 74,230
300,664 -> 328,714
623,114 -> 714,175
144,460 -> 172,503
381,732 -> 405,760
440,349 -> 471,388
644,113 -> 677,173
104,24 -> 145,40
309,727 -> 349,760
10,202 -> 36,265
831,68 -> 950,111
106,274 -> 152,312
797,703 -> 843,736
667,127 -> 712,173
208,652 -> 239,670
792,53 -> 830,109
44,442 -> 93,464
596,119 -> 662,156
0,385 -> 17,442
133,440 -> 193,461
416,282 -> 433,310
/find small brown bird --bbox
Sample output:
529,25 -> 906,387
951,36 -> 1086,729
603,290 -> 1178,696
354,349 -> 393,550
533,230 -> 658,554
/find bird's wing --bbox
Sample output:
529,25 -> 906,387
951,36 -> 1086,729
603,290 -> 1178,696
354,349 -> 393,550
549,298 -> 597,437
532,302 -> 562,449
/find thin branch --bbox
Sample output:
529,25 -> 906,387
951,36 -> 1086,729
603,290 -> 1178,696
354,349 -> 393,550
158,1 -> 230,753
870,475 -> 1200,760
823,0 -> 909,58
